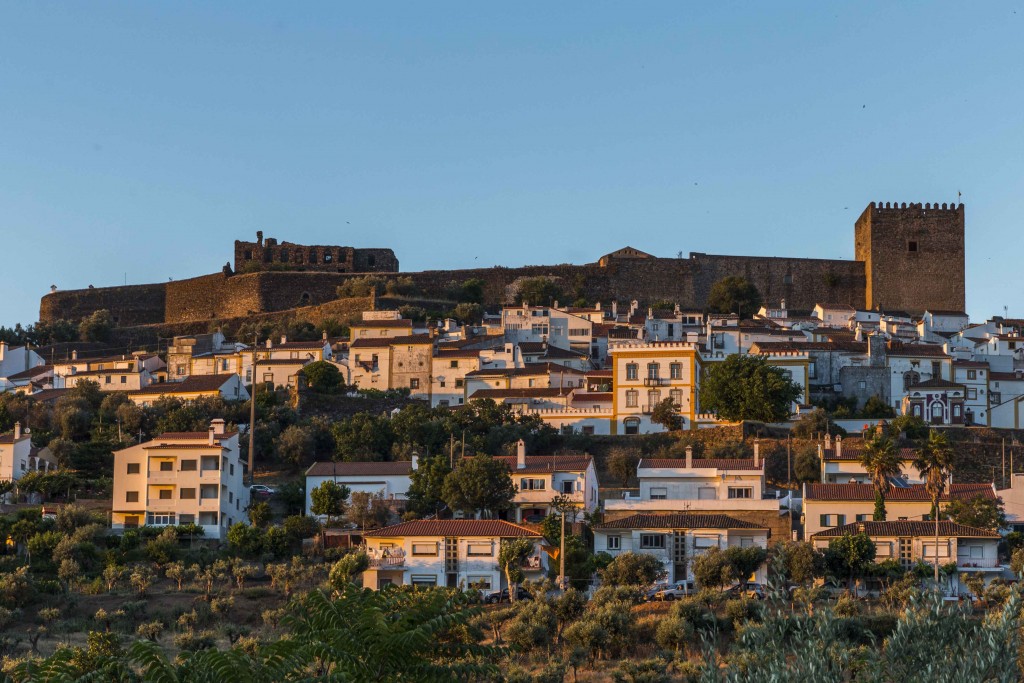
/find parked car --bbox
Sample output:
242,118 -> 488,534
724,582 -> 766,600
250,484 -> 276,496
649,581 -> 696,601
484,586 -> 532,604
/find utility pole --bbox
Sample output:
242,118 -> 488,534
248,334 -> 257,486
1003,438 -> 1006,488
559,508 -> 566,591
787,434 -> 792,486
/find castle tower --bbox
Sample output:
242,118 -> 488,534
854,202 -> 965,314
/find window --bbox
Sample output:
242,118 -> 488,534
670,389 -> 684,405
640,534 -> 665,549
931,361 -> 941,377
624,418 -> 640,435
520,478 -> 546,491
859,381 -> 866,389
670,363 -> 682,379
180,460 -> 197,471
410,378 -> 420,390
159,461 -> 173,472
727,487 -> 753,499
626,390 -> 639,407
819,514 -> 846,527
561,480 -> 575,494
124,515 -> 140,528
126,491 -> 139,503
105,375 -> 112,384
968,388 -> 977,400
468,575 -> 493,590
467,542 -> 492,556
412,543 -> 438,556
647,363 -> 660,380
180,488 -> 196,499
607,535 -> 621,550
120,375 -> 127,384
650,487 -> 668,500
903,371 -> 921,391
127,463 -> 140,475
856,514 -> 871,522
450,360 -> 459,368
923,542 -> 949,559
698,487 -> 716,500
147,513 -> 176,526
455,379 -> 464,388
967,369 -> 977,380
908,241 -> 918,252
410,575 -> 437,588
740,538 -> 754,548
158,489 -> 172,500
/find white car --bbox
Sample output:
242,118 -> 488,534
250,484 -> 276,496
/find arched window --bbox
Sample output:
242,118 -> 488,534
624,417 -> 640,435
903,371 -> 921,391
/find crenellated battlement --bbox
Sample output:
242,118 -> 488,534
869,201 -> 964,212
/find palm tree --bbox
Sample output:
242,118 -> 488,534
860,436 -> 902,521
913,431 -> 955,584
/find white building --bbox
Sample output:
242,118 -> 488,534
0,342 -> 46,392
305,459 -> 415,517
594,513 -> 769,585
818,435 -> 923,485
492,442 -> 600,523
54,352 -> 165,392
361,519 -> 546,591
111,419 -> 249,540
0,422 -> 33,483
128,374 -> 248,407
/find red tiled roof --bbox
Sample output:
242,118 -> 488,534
885,343 -> 949,358
638,458 -> 763,471
821,445 -> 918,461
598,513 -> 766,530
131,374 -> 238,395
469,388 -> 567,400
350,335 -> 433,349
364,520 -> 540,538
306,461 -> 413,477
271,341 -> 329,349
25,388 -> 71,403
0,432 -> 30,444
805,483 -> 994,502
493,454 -> 593,473
907,378 -> 963,390
811,520 -> 999,539
434,349 -> 483,359
153,430 -> 237,442
4,365 -> 52,381
351,320 -> 413,328
990,372 -> 1024,382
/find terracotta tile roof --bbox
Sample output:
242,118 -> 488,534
0,432 -> 29,444
751,341 -> 868,354
350,335 -> 433,349
907,378 -> 963,390
885,343 -> 949,358
816,303 -> 857,312
26,388 -> 71,403
131,374 -> 239,395
638,458 -> 763,471
990,372 -> 1024,382
586,370 -> 613,378
811,520 -> 999,539
306,461 -> 413,477
953,360 -> 989,368
350,320 -> 413,328
493,454 -> 593,473
598,513 -> 766,530
465,366 -> 549,378
434,349 -> 483,359
821,445 -> 918,461
271,341 -> 329,349
469,388 -> 567,400
4,365 -> 52,381
805,483 -> 994,502
364,520 -> 540,538
154,430 -> 237,441
256,358 -> 313,366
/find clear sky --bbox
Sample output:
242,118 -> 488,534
2,2 -> 1022,326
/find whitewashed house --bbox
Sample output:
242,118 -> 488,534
305,459 -> 415,517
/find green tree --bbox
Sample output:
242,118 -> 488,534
861,395 -> 895,418
452,303 -> 484,324
302,361 -> 345,394
247,501 -> 272,528
331,413 -> 394,460
441,455 -> 515,518
606,446 -> 641,487
860,435 -> 902,520
914,430 -> 954,583
346,491 -> 390,530
825,532 -> 876,592
771,540 -> 823,586
723,546 -> 768,583
793,444 -> 821,483
515,277 -> 563,306
458,278 -> 485,304
692,546 -> 732,590
406,454 -> 452,516
78,309 -> 113,342
706,276 -> 762,318
310,481 -> 350,530
944,495 -> 1006,531
792,408 -> 847,438
600,552 -> 666,587
699,354 -> 803,422
275,424 -> 315,469
328,552 -> 370,589
650,398 -> 681,431
498,537 -> 535,602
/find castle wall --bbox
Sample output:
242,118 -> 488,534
233,233 -> 398,274
855,202 -> 965,313
39,283 -> 166,326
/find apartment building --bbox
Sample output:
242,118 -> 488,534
362,519 -> 546,591
608,340 -> 701,434
111,419 -> 249,540
54,352 -> 165,392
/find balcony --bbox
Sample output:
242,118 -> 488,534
148,472 -> 178,485
522,555 -> 543,570
643,377 -> 668,387
368,548 -> 406,568
515,490 -> 583,504
199,497 -> 220,509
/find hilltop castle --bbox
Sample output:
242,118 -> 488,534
39,202 -> 965,327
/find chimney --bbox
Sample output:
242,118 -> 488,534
209,418 -> 225,445
72,349 -> 78,360
411,454 -> 419,471
553,300 -> 559,309
516,439 -> 527,469
780,298 -> 787,311
280,335 -> 287,345
753,439 -> 760,468
322,331 -> 328,341
612,301 -> 618,319
835,435 -> 843,458
13,422 -> 21,440
0,342 -> 6,360
265,338 -> 272,349
685,445 -> 693,468
824,433 -> 832,451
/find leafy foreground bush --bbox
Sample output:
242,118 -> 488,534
4,585 -> 497,682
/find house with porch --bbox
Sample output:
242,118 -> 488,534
492,441 -> 599,523
361,519 -> 545,591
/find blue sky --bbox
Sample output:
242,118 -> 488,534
2,2 -> 1022,326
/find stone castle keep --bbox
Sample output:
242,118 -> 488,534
39,202 -> 966,327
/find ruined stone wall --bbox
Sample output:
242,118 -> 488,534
855,202 -> 965,313
233,231 -> 398,274
39,283 -> 166,326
